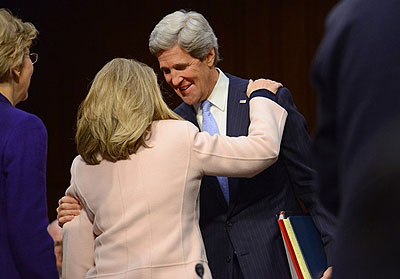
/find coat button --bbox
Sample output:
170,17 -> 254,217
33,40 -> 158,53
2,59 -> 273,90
226,256 -> 232,263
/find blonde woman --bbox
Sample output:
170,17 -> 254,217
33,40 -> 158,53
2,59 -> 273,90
0,9 -> 59,278
62,58 -> 287,279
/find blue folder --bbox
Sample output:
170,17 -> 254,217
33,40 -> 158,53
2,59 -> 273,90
288,215 -> 327,279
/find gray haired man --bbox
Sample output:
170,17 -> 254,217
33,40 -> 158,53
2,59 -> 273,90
149,10 -> 335,279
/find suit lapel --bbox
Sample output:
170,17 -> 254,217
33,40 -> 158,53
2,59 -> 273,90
226,74 -> 250,137
226,74 -> 250,216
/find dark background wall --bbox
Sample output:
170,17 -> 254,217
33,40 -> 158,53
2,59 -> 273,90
2,0 -> 337,221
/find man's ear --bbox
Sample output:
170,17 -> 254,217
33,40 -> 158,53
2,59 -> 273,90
206,48 -> 216,67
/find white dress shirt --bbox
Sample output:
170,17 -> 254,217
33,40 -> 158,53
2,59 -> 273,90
194,69 -> 229,135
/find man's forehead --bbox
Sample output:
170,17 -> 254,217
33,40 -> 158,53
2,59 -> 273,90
157,45 -> 194,67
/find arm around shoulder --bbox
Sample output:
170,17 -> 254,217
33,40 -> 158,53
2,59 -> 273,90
190,95 -> 287,178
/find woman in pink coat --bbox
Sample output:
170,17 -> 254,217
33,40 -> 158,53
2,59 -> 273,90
61,58 -> 287,279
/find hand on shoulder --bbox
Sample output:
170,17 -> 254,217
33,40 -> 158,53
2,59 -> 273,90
247,78 -> 283,97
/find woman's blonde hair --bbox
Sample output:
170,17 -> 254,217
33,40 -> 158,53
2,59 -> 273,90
76,58 -> 182,165
0,9 -> 38,82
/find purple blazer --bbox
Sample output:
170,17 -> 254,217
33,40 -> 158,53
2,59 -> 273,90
0,93 -> 58,278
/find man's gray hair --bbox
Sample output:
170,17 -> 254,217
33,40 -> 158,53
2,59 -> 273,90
149,10 -> 221,65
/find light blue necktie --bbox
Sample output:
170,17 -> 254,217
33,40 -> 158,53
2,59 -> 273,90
201,100 -> 230,204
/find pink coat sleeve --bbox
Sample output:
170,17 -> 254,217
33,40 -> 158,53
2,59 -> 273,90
189,96 -> 287,177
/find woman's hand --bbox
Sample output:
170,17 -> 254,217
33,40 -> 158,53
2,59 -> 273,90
56,195 -> 82,227
246,78 -> 283,98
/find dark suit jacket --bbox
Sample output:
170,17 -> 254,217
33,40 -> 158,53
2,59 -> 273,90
175,73 -> 336,279
311,0 -> 400,277
0,93 -> 58,278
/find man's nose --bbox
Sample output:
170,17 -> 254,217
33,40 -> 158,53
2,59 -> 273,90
171,71 -> 183,87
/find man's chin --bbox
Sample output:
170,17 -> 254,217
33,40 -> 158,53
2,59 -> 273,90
181,96 -> 198,106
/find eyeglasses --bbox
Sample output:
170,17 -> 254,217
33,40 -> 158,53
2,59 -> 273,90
29,53 -> 38,64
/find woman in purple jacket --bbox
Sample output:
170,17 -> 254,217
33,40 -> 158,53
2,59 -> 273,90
0,9 -> 58,278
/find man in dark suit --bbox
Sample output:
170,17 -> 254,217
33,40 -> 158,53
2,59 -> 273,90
311,0 -> 400,277
149,10 -> 335,279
